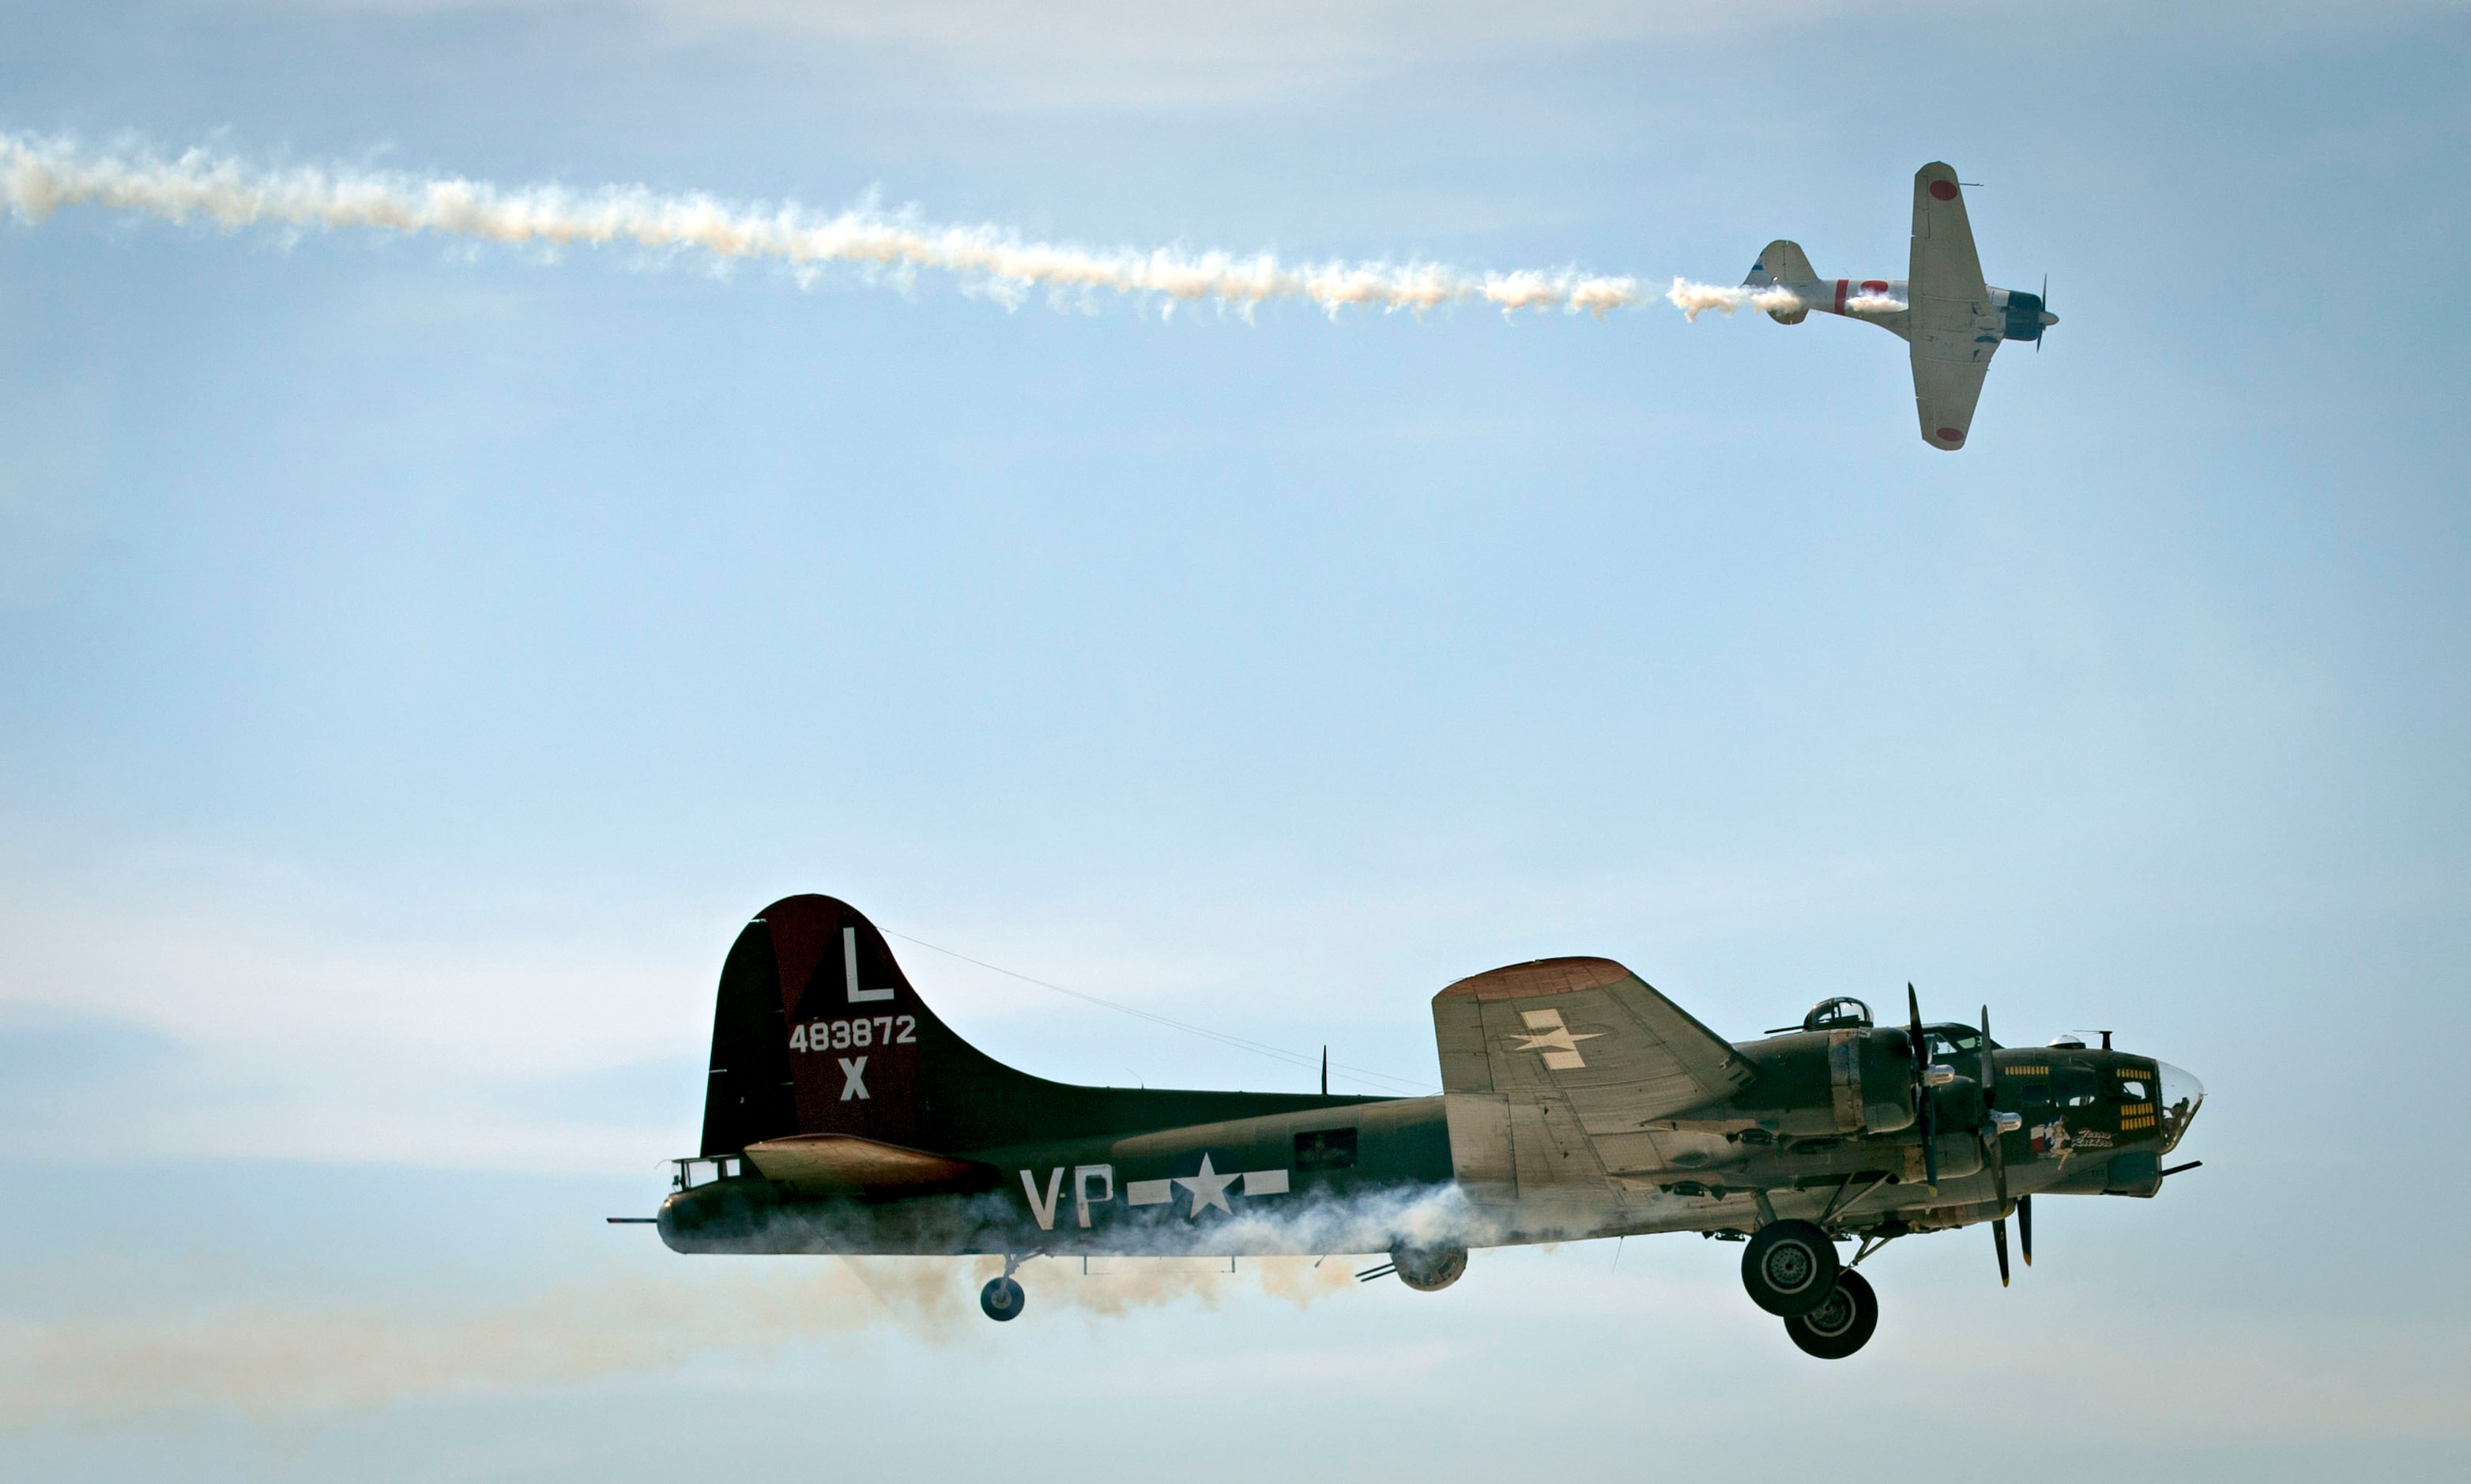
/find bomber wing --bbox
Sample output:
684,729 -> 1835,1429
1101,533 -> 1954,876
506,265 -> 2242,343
1906,161 -> 1999,450
1433,957 -> 1753,1206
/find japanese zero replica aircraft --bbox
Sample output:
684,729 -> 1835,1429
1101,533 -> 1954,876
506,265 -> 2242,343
642,895 -> 2202,1358
1742,161 -> 2057,450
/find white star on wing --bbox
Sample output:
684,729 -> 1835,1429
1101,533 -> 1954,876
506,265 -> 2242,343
1173,1153 -> 1241,1219
1509,1026 -> 1600,1055
1509,1008 -> 1603,1070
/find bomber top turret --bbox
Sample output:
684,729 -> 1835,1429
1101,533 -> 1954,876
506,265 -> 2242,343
1801,996 -> 1873,1032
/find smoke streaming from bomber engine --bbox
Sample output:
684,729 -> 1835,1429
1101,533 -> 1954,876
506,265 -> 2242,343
0,132 -> 1771,323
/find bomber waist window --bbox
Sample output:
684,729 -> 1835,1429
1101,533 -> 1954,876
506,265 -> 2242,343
1295,1128 -> 1358,1172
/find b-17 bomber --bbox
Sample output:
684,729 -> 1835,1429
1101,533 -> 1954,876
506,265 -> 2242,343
641,895 -> 2202,1358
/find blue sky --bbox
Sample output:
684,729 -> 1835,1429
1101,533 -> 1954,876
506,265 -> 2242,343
4,1 -> 2468,1477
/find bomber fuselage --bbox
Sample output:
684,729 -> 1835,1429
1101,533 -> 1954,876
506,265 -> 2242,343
658,1026 -> 2194,1258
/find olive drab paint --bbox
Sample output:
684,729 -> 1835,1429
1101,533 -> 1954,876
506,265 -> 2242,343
656,893 -> 2202,1357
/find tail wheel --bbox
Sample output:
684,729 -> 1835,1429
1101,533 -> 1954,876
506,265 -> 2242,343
1740,1219 -> 1840,1316
979,1275 -> 1026,1322
1784,1267 -> 1878,1359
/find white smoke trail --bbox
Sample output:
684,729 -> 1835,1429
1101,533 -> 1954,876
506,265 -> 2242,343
0,1254 -> 1354,1426
0,1185 -> 1511,1424
0,132 -> 1672,322
1661,281 -> 1915,319
1663,279 -> 1814,320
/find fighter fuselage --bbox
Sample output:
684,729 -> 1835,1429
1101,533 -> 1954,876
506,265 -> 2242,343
1761,278 -> 2055,345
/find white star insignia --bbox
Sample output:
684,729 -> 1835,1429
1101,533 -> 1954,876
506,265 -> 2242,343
1173,1152 -> 1241,1219
1509,1008 -> 1603,1070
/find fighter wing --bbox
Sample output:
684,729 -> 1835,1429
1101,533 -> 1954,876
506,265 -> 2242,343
1910,346 -> 1995,450
1907,161 -> 1999,450
1433,957 -> 1752,1118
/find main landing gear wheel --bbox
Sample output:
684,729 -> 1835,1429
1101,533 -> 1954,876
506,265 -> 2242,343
979,1275 -> 1026,1322
1784,1267 -> 1877,1359
1741,1219 -> 1840,1317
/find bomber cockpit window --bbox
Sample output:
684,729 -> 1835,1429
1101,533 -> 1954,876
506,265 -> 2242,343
1923,1025 -> 1995,1060
2053,1065 -> 2100,1107
1295,1128 -> 1358,1172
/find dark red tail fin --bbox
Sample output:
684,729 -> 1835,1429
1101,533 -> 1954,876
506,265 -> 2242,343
699,894 -> 1388,1162
699,895 -> 964,1157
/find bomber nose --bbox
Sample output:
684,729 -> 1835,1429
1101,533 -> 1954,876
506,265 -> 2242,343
2156,1060 -> 2204,1152
2039,310 -> 2059,326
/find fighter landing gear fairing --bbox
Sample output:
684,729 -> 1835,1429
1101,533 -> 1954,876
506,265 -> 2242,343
637,895 -> 2204,1359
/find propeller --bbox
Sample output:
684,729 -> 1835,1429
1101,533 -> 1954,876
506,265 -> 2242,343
2036,273 -> 2057,352
1983,1004 -> 2008,1285
1980,1004 -> 2023,1286
1912,989 -> 2028,1285
1906,984 -> 1938,1192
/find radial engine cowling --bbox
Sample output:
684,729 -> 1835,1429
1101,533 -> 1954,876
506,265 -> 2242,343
2001,290 -> 2049,342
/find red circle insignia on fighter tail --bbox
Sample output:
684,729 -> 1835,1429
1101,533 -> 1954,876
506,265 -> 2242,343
1930,179 -> 1958,201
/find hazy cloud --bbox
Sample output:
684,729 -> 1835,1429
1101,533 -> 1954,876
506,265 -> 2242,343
235,1 -> 2471,107
239,0 -> 1894,106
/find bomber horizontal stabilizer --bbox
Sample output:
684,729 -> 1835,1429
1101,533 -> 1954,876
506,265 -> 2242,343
744,1132 -> 1004,1196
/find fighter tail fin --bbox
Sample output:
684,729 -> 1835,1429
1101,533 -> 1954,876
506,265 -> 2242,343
1746,239 -> 1817,323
